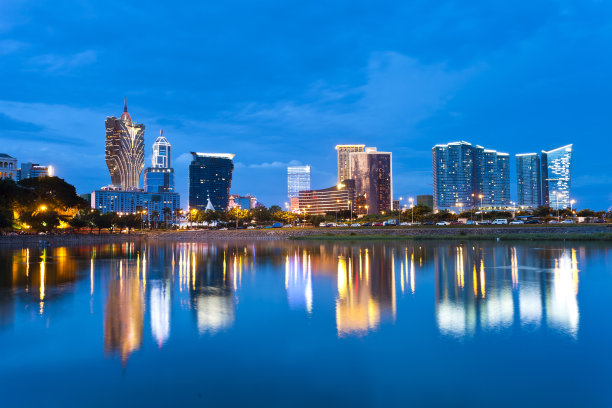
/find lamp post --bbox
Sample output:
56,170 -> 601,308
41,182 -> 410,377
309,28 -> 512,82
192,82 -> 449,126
570,199 -> 576,217
479,194 -> 484,222
555,192 -> 560,221
348,200 -> 352,224
398,197 -> 403,224
408,197 -> 414,225
457,202 -> 463,222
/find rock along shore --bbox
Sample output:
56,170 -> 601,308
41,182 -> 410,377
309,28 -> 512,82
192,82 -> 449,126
0,224 -> 610,248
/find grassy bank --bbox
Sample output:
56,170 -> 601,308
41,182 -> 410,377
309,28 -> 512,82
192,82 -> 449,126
291,232 -> 612,242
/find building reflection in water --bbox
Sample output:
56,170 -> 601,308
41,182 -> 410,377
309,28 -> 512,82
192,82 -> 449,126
435,244 -> 580,338
335,246 -> 396,337
150,280 -> 170,347
104,256 -> 145,365
285,250 -> 313,313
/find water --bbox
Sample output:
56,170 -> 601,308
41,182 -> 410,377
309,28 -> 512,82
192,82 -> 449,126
1,240 -> 611,407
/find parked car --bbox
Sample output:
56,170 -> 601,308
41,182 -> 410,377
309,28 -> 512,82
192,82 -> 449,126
247,226 -> 256,229
492,219 -> 508,225
327,223 -> 337,227
373,222 -> 384,227
337,223 -> 348,227
219,227 -> 228,231
319,222 -> 327,227
476,220 -> 491,225
436,221 -> 450,226
525,219 -> 540,224
272,222 -> 283,228
282,224 -> 292,228
509,220 -> 524,225
361,222 -> 372,227
423,221 -> 434,225
350,223 -> 361,227
548,220 -> 559,224
399,222 -> 410,226
561,219 -> 574,224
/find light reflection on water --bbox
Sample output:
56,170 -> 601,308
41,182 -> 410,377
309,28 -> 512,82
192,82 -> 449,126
0,240 -> 611,407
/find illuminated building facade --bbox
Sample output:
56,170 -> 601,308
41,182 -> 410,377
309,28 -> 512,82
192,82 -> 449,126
144,130 -> 175,193
335,144 -> 365,183
105,98 -> 145,190
0,153 -> 18,180
350,148 -> 392,214
287,165 -> 311,202
476,148 -> 510,208
298,180 -> 355,215
541,144 -> 572,209
16,162 -> 51,180
92,188 -> 180,222
433,141 -> 509,211
189,152 -> 235,211
516,153 -> 541,208
229,194 -> 257,210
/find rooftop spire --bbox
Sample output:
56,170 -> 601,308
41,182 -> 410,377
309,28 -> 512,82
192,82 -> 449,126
123,96 -> 128,112
160,129 -> 163,136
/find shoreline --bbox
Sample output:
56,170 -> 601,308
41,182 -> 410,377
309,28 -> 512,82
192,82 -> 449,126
0,224 -> 610,247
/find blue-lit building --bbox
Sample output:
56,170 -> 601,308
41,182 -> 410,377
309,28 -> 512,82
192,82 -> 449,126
189,152 -> 235,211
516,153 -> 541,208
541,144 -> 573,209
92,188 -> 180,222
432,142 -> 475,211
16,162 -> 51,180
433,141 -> 510,211
144,130 -> 175,193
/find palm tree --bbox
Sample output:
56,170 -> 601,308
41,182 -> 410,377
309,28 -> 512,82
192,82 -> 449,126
151,210 -> 160,229
162,207 -> 172,229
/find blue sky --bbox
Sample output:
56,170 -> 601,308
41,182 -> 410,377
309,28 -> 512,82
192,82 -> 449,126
1,0 -> 611,210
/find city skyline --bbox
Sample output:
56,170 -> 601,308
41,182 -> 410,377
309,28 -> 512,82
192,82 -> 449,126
1,2 -> 611,210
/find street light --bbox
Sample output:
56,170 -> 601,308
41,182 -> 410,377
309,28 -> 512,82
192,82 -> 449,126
479,194 -> 484,222
570,199 -> 576,216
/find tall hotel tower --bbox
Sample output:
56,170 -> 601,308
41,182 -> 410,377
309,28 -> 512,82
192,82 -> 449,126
350,147 -> 392,214
105,98 -> 145,190
432,141 -> 510,211
336,144 -> 365,183
287,165 -> 311,211
516,153 -> 541,208
189,152 -> 235,211
541,144 -> 572,209
144,130 -> 175,193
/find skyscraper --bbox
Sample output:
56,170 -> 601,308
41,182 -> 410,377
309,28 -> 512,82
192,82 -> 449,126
336,144 -> 365,183
189,152 -> 235,211
144,129 -> 175,193
432,141 -> 475,211
287,166 -> 311,198
105,98 -> 145,190
516,153 -> 541,208
350,147 -> 392,214
152,130 -> 171,168
432,141 -> 510,211
476,148 -> 510,208
541,144 -> 572,209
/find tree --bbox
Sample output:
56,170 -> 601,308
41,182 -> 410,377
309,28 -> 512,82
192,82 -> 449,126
69,211 -> 89,231
533,206 -> 552,217
151,210 -> 160,229
577,209 -> 596,217
162,207 -> 172,228
269,205 -> 282,214
18,176 -> 87,211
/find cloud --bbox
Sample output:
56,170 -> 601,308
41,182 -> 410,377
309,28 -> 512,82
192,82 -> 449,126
28,50 -> 97,73
236,160 -> 303,169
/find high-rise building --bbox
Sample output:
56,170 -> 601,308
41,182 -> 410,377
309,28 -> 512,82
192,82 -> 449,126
144,129 -> 175,193
516,153 -> 541,208
336,144 -> 365,183
350,147 -> 392,214
287,165 -> 311,199
0,154 -> 18,180
105,98 -> 145,190
541,144 -> 572,209
432,142 -> 475,211
152,130 -> 171,168
16,162 -> 52,180
476,148 -> 510,208
189,152 -> 235,211
432,141 -> 510,211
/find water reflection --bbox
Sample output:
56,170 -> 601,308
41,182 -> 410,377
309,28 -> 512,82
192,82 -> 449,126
0,240 -> 601,366
435,245 -> 580,338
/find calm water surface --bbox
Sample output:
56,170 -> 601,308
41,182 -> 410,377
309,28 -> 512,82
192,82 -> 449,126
1,240 -> 611,407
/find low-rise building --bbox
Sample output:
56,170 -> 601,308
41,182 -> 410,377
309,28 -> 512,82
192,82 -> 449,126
0,154 -> 18,180
298,180 -> 355,215
92,187 -> 180,223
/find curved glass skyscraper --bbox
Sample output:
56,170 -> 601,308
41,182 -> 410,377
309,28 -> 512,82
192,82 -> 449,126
105,98 -> 145,190
541,144 -> 572,209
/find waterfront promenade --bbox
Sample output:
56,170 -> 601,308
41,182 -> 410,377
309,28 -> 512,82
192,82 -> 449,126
1,224 -> 610,247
